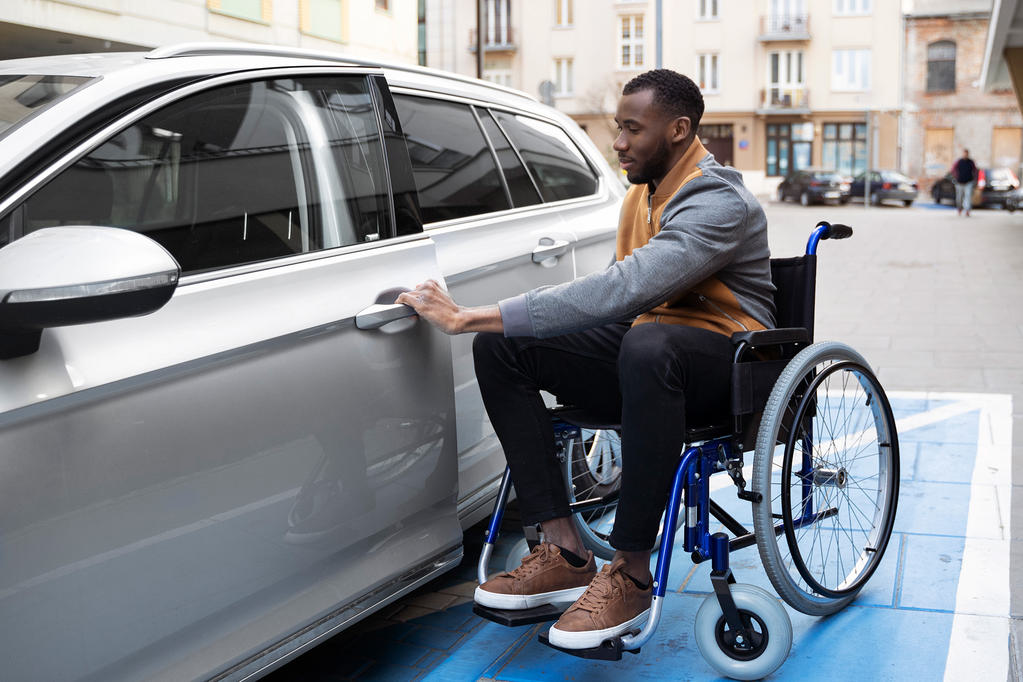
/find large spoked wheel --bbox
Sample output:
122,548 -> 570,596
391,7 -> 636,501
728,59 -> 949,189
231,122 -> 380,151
694,583 -> 792,680
564,429 -> 624,560
752,342 -> 899,616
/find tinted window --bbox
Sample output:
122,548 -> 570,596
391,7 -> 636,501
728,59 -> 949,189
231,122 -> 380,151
393,95 -> 510,223
13,76 -> 391,273
492,111 -> 598,201
0,75 -> 93,140
478,109 -> 542,208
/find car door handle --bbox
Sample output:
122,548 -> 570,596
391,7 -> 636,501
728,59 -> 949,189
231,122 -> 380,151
531,238 -> 570,263
355,303 -> 417,330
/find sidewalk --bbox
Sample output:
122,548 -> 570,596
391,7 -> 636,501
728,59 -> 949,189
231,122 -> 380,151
268,389 -> 1011,680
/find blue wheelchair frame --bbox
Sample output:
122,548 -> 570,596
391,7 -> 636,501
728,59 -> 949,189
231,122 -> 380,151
475,222 -> 843,659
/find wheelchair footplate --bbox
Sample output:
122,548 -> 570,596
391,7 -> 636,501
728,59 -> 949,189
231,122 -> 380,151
472,602 -> 566,627
537,629 -> 641,661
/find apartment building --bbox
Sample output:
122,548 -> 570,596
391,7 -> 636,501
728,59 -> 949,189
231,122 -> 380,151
427,0 -> 904,193
904,0 -> 1022,190
0,0 -> 420,65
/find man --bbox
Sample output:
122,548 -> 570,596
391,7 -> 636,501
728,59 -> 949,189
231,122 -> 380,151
397,69 -> 775,649
951,148 -> 978,216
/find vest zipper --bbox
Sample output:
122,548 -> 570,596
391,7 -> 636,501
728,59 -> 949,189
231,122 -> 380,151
697,294 -> 749,331
647,194 -> 652,225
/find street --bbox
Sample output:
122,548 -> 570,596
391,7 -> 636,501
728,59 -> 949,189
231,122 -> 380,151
270,198 -> 1023,681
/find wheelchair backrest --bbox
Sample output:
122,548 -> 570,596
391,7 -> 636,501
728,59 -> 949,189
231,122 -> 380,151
770,254 -> 817,343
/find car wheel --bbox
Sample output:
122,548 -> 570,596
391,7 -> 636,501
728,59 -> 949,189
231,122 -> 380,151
903,200 -> 913,207
776,187 -> 786,203
800,191 -> 810,207
870,192 -> 880,206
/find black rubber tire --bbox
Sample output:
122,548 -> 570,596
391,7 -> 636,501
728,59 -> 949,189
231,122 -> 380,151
564,428 -> 624,560
563,428 -> 679,560
752,342 -> 900,615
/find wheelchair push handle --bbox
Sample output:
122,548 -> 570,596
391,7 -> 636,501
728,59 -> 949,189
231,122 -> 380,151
806,221 -> 853,255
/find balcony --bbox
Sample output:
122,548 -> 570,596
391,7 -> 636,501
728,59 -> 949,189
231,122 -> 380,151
468,28 -> 517,53
758,14 -> 810,41
757,87 -> 811,114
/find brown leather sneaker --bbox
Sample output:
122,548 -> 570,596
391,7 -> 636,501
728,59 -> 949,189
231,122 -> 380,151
474,542 -> 596,610
547,557 -> 651,648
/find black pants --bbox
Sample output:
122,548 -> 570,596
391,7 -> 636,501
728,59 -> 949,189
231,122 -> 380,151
473,322 -> 734,551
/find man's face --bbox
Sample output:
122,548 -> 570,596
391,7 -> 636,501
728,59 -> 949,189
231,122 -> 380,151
613,89 -> 689,186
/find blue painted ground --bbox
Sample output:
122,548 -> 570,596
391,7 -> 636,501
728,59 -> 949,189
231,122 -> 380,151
270,392 -> 1011,681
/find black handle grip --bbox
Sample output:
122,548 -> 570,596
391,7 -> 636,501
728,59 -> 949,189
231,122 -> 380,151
819,223 -> 853,240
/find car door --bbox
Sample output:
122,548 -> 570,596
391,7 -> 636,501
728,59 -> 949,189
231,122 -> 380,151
0,70 -> 461,682
391,92 -> 619,521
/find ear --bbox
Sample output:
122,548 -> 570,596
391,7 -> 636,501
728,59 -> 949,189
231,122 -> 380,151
671,116 -> 692,144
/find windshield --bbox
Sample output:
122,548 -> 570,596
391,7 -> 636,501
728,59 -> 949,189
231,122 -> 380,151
0,75 -> 93,140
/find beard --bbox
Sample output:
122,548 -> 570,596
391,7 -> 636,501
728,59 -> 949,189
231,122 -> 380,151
626,137 -> 673,186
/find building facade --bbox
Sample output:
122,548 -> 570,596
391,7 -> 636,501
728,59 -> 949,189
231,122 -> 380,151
0,0 -> 420,65
904,1 -> 1022,191
426,0 -> 905,194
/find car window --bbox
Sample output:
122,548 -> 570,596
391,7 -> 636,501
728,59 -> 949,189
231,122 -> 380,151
477,108 -> 543,208
10,76 -> 392,273
393,94 -> 510,223
988,168 -> 1015,183
0,75 -> 93,140
492,111 -> 598,202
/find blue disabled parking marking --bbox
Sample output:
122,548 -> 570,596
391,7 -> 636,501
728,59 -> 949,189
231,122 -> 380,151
421,391 -> 1012,681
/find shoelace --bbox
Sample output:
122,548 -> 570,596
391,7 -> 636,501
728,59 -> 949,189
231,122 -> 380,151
501,542 -> 553,578
572,567 -> 625,613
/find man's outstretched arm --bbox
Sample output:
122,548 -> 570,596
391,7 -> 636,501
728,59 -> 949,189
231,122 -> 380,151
396,280 -> 504,335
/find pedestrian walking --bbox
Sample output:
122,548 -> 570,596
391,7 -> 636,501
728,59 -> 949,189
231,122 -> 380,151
951,149 -> 978,216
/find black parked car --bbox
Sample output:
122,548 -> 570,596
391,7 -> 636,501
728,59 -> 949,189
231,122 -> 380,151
930,167 -> 1020,208
849,170 -> 918,206
776,169 -> 851,206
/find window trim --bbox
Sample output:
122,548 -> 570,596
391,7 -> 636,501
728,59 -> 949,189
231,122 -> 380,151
697,0 -> 719,20
833,0 -> 871,16
831,48 -> 871,92
554,57 -> 574,96
697,53 -> 719,94
618,14 -> 645,71
926,40 -> 956,93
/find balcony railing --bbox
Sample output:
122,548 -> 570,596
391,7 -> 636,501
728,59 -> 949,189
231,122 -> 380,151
468,28 -> 516,52
758,87 -> 810,111
758,14 -> 810,40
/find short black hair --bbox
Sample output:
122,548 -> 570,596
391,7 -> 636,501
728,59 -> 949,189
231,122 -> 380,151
622,69 -> 704,133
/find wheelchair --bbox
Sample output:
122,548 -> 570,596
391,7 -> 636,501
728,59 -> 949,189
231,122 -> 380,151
472,221 -> 900,680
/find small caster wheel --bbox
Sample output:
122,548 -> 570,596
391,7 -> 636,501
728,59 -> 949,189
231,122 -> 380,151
694,583 -> 792,680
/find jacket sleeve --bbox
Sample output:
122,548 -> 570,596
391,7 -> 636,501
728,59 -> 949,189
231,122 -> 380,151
499,175 -> 749,338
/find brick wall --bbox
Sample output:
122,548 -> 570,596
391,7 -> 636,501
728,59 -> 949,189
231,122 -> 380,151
904,15 -> 1022,188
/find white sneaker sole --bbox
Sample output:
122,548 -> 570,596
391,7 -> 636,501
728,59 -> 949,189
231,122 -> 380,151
547,608 -> 650,649
473,584 -> 589,610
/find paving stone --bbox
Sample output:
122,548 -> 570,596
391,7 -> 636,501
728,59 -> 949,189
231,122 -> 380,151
403,592 -> 458,611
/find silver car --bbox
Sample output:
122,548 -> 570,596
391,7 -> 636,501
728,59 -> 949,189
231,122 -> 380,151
0,44 -> 623,681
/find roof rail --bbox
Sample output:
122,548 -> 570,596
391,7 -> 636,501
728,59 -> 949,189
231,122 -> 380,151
146,42 -> 535,102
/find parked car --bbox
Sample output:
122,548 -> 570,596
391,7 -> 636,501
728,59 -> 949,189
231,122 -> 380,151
1005,187 -> 1023,212
776,168 -> 851,206
930,167 -> 1020,208
847,170 -> 919,206
0,45 -> 623,682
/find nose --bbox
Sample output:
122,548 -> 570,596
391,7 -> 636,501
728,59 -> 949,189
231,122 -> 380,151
613,131 -> 628,152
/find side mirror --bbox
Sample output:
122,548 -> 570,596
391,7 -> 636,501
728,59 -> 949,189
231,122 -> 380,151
0,226 -> 180,359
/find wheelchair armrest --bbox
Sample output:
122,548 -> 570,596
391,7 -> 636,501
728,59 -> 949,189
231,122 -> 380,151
730,327 -> 810,349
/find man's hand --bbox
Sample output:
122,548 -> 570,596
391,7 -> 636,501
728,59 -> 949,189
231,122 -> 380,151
396,280 -> 504,335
